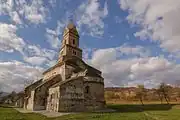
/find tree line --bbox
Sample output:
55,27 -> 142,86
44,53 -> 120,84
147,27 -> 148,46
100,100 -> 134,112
105,83 -> 180,105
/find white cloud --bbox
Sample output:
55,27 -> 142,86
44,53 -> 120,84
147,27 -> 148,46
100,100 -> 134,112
119,44 -> 151,57
125,34 -> 130,40
46,60 -> 57,67
114,16 -> 123,23
0,23 -> 57,92
82,47 -> 96,60
0,23 -> 57,66
48,0 -> 57,8
9,11 -> 22,24
45,28 -> 60,49
23,56 -> 48,66
56,21 -> 65,35
0,22 -> 57,66
45,21 -> 65,49
0,23 -> 26,53
130,57 -> 173,80
91,48 -> 117,68
0,61 -> 43,92
0,0 -> 49,25
90,44 -> 150,69
25,45 -> 56,60
88,46 -> 180,88
118,0 -> 180,58
0,0 -> 14,15
76,0 -> 108,37
104,1 -> 108,16
20,0 -> 49,24
22,45 -> 57,65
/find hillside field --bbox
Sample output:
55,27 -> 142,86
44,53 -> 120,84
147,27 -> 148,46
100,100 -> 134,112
1,103 -> 180,120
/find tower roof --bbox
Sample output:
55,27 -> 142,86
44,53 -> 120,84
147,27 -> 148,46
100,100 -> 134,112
67,22 -> 76,29
63,21 -> 79,37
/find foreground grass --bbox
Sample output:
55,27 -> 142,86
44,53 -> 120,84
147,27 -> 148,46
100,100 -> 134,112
1,104 -> 180,120
0,106 -> 47,120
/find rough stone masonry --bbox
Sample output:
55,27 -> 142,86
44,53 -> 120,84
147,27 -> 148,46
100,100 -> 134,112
19,22 -> 106,112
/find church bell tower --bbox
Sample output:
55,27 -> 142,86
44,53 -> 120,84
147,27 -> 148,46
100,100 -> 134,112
58,22 -> 82,62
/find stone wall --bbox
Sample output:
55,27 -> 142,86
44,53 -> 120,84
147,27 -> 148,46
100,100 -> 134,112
25,79 -> 42,96
57,76 -> 105,112
26,91 -> 35,110
65,64 -> 75,79
15,97 -> 24,108
43,65 -> 65,81
84,77 -> 105,111
47,86 -> 60,112
33,85 -> 47,110
59,78 -> 84,112
33,75 -> 61,111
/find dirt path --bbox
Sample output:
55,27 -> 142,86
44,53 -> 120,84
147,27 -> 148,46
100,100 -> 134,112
14,108 -> 73,117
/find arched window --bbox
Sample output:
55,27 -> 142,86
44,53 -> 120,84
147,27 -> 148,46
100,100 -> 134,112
73,50 -> 76,55
73,39 -> 75,45
85,86 -> 90,94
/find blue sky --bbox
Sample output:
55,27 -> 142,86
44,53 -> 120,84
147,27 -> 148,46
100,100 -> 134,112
0,0 -> 180,92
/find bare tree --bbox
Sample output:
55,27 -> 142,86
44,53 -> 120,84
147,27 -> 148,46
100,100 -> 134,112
156,89 -> 163,104
136,85 -> 146,105
158,83 -> 171,104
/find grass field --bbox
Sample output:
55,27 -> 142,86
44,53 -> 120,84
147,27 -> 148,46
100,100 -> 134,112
1,103 -> 180,120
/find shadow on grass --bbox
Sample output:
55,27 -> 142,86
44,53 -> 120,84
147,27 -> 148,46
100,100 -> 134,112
0,104 -> 14,108
107,104 -> 178,113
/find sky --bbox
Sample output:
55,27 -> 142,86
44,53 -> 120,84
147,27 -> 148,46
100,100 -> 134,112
0,0 -> 180,92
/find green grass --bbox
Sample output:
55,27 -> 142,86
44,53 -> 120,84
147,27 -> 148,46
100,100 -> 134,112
1,104 -> 180,120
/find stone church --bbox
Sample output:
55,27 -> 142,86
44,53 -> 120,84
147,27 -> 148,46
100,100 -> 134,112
23,22 -> 106,112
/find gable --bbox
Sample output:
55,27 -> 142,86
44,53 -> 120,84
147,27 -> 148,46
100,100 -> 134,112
25,79 -> 43,91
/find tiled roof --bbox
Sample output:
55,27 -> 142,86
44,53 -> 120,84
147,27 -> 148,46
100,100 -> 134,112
34,74 -> 62,90
43,55 -> 101,76
50,76 -> 84,88
42,62 -> 64,74
25,78 -> 43,90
